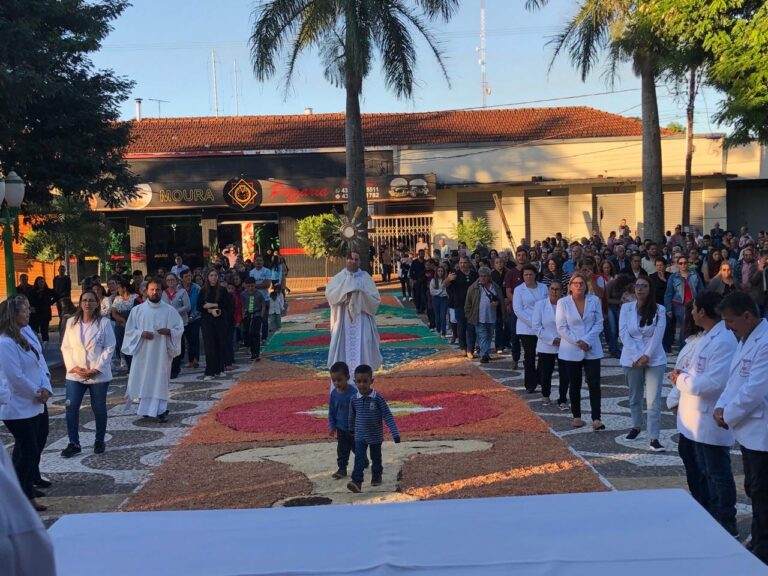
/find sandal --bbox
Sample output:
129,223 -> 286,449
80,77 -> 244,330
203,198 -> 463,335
592,420 -> 606,431
572,418 -> 586,428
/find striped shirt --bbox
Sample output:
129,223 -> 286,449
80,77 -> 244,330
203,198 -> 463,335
348,390 -> 400,444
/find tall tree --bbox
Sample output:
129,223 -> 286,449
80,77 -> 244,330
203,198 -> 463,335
526,0 -> 667,243
0,0 -> 137,207
250,0 -> 458,263
645,0 -> 768,146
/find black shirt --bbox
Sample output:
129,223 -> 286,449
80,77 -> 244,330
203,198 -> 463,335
649,272 -> 668,305
409,258 -> 426,282
448,269 -> 479,307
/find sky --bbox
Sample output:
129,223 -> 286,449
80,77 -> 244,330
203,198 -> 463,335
92,0 -> 724,133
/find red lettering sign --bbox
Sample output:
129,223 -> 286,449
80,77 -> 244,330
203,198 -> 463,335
268,182 -> 329,203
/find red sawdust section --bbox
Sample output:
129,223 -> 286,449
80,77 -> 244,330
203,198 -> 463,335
401,433 -> 608,499
183,372 -> 547,446
284,298 -> 328,315
122,442 -> 312,512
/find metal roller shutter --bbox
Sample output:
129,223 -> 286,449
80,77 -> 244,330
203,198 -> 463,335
528,196 -> 570,243
664,191 -> 703,233
457,191 -> 503,249
595,193 -> 637,238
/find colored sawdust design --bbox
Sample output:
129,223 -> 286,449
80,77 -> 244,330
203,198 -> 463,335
265,347 -> 444,371
376,304 -> 419,319
182,374 -> 548,446
216,391 -> 501,434
283,298 -> 328,315
286,331 -> 421,347
263,325 -> 444,354
122,442 -> 313,512
386,349 -> 480,377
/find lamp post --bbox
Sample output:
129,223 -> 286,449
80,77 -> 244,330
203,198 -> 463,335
2,171 -> 25,297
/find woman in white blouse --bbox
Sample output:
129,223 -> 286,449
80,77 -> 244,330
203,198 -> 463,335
0,296 -> 53,512
618,276 -> 667,451
513,264 -> 548,393
556,273 -> 605,430
532,281 -> 570,408
60,291 -> 116,458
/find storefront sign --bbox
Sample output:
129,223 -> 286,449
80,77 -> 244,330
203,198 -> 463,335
94,174 -> 436,211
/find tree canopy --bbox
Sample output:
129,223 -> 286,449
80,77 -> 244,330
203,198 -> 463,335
0,0 -> 137,206
644,0 -> 768,145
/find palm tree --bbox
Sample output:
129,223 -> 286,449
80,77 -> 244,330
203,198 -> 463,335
526,0 -> 666,243
250,0 -> 458,264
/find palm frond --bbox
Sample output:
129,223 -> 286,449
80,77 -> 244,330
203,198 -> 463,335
282,1 -> 339,94
393,0 -> 451,90
249,0 -> 313,81
415,0 -> 460,22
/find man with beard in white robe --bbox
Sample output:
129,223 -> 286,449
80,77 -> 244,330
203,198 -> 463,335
122,278 -> 184,422
326,252 -> 383,379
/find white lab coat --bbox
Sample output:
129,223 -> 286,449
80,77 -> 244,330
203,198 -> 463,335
512,283 -> 547,336
556,294 -> 604,361
0,328 -> 52,421
618,301 -> 667,367
532,298 -> 560,354
716,320 -> 768,451
666,334 -> 702,410
675,322 -> 737,446
60,316 -> 115,384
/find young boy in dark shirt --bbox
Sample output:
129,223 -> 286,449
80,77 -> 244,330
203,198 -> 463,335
347,364 -> 400,493
241,277 -> 267,360
328,361 -> 358,479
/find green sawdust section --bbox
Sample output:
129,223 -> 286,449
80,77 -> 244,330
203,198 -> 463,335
262,324 -> 445,354
282,304 -> 417,324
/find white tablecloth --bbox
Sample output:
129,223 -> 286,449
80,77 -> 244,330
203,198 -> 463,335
49,489 -> 767,575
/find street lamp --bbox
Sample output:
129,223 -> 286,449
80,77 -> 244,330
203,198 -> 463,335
2,171 -> 25,297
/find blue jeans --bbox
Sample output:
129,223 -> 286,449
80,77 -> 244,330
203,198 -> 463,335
352,440 -> 383,483
624,365 -> 665,440
506,309 -> 521,361
694,441 -> 738,535
671,304 -> 686,350
606,304 -> 621,356
476,322 -> 495,358
65,379 -> 109,445
432,295 -> 448,336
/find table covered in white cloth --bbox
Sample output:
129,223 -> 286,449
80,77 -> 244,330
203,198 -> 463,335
49,489 -> 767,576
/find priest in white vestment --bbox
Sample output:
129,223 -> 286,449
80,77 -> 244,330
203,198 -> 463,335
122,279 -> 184,420
326,252 -> 383,375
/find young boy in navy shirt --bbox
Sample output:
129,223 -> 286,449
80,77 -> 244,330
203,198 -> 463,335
328,362 -> 358,479
347,364 -> 400,493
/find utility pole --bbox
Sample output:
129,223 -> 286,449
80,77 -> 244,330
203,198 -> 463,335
233,59 -> 240,116
211,48 -> 219,117
477,0 -> 490,108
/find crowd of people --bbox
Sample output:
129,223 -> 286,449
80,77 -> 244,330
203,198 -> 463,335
4,220 -> 768,565
0,249 -> 289,516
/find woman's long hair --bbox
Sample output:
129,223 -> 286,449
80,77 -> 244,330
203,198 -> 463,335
71,290 -> 103,325
202,268 -> 222,303
0,295 -> 37,357
635,277 -> 658,327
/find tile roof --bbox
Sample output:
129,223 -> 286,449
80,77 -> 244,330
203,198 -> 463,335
126,106 -> 650,156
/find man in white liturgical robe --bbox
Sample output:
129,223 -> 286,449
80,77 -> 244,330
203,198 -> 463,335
326,252 -> 383,376
122,279 -> 184,419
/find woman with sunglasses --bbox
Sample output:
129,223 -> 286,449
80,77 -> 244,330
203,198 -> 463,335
60,291 -> 116,457
664,255 -> 704,350
619,277 -> 667,451
556,273 -> 605,430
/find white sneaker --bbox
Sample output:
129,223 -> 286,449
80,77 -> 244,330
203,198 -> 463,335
203,375 -> 216,381
408,297 -> 413,301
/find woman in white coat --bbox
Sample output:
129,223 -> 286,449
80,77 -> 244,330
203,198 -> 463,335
513,264 -> 548,393
0,296 -> 52,512
556,273 -> 605,430
60,290 -> 116,458
670,291 -> 739,536
532,281 -> 569,409
619,276 -> 667,451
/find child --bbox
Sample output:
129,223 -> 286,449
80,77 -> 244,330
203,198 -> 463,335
327,361 -> 358,479
241,277 -> 267,361
268,290 -> 282,332
347,364 -> 400,493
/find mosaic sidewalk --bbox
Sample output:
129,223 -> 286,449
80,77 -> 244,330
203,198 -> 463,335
122,292 -> 606,510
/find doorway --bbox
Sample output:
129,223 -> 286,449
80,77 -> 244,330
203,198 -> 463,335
217,217 -> 279,264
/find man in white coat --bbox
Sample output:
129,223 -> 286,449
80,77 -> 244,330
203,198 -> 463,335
670,291 -> 738,536
326,252 -> 382,376
122,278 -> 184,422
715,292 -> 768,561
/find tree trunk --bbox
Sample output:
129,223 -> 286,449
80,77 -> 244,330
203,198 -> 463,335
682,65 -> 697,231
639,59 -> 663,243
344,83 -> 369,270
